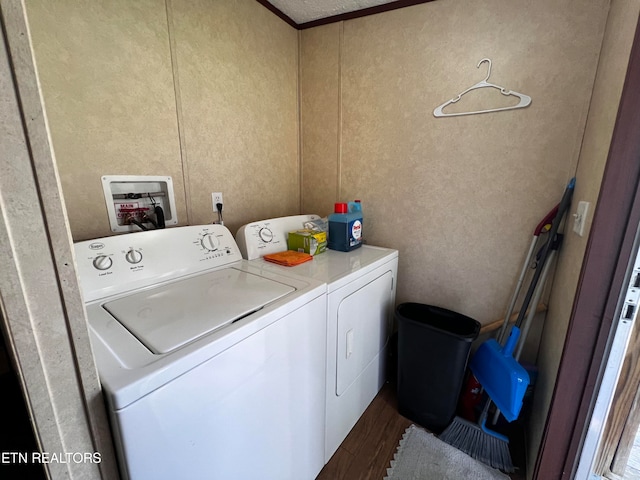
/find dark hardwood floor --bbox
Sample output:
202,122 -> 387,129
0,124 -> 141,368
317,382 -> 527,480
317,383 -> 411,480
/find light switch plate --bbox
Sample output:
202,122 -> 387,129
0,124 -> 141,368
573,201 -> 590,237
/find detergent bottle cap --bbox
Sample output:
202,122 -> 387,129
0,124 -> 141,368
334,202 -> 348,214
348,200 -> 362,213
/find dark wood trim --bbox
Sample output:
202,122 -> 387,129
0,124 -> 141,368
254,0 -> 298,29
254,0 -> 436,30
297,0 -> 436,30
533,13 -> 640,480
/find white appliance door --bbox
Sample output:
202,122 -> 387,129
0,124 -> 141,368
325,266 -> 396,462
103,268 -> 294,353
336,271 -> 393,395
112,296 -> 327,480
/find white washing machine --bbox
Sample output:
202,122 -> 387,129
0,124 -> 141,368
236,215 -> 398,462
74,224 -> 327,480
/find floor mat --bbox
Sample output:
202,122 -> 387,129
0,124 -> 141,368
385,424 -> 511,480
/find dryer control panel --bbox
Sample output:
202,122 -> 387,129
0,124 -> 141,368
75,225 -> 243,302
236,214 -> 321,260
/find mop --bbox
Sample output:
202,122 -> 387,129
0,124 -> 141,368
440,178 -> 575,472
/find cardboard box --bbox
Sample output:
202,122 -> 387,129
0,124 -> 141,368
287,229 -> 327,256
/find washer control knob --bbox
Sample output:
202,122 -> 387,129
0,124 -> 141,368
200,233 -> 219,252
92,255 -> 113,271
258,227 -> 274,243
125,249 -> 143,264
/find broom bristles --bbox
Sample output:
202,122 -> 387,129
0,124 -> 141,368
439,416 -> 515,473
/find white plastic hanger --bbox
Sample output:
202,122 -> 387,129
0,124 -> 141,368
433,58 -> 531,118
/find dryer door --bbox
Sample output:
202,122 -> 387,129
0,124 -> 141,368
335,270 -> 394,396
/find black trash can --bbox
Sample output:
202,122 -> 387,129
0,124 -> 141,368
396,303 -> 480,433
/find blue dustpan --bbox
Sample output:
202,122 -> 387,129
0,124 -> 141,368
470,326 -> 530,422
469,179 -> 573,424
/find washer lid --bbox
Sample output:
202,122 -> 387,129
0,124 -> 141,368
102,268 -> 295,354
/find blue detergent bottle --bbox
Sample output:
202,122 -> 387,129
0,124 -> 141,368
328,202 -> 363,251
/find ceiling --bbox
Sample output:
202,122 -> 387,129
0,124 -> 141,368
265,0 -> 392,24
262,0 -> 426,27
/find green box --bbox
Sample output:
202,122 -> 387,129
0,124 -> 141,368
287,229 -> 327,256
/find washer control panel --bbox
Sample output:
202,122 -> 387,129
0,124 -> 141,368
236,214 -> 321,260
74,225 -> 242,302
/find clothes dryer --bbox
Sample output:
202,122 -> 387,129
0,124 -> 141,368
236,215 -> 398,462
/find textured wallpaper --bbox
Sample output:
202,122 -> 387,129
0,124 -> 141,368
168,0 -> 300,233
25,0 -> 299,240
300,23 -> 342,218
301,0 -> 610,326
25,0 -> 186,241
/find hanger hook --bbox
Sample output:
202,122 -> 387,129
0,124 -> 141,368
477,58 -> 492,82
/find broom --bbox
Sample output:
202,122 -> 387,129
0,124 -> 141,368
440,373 -> 515,472
440,313 -> 524,472
440,177 -> 576,473
456,206 -> 557,424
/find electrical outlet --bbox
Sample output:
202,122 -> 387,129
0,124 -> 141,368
212,192 -> 223,211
